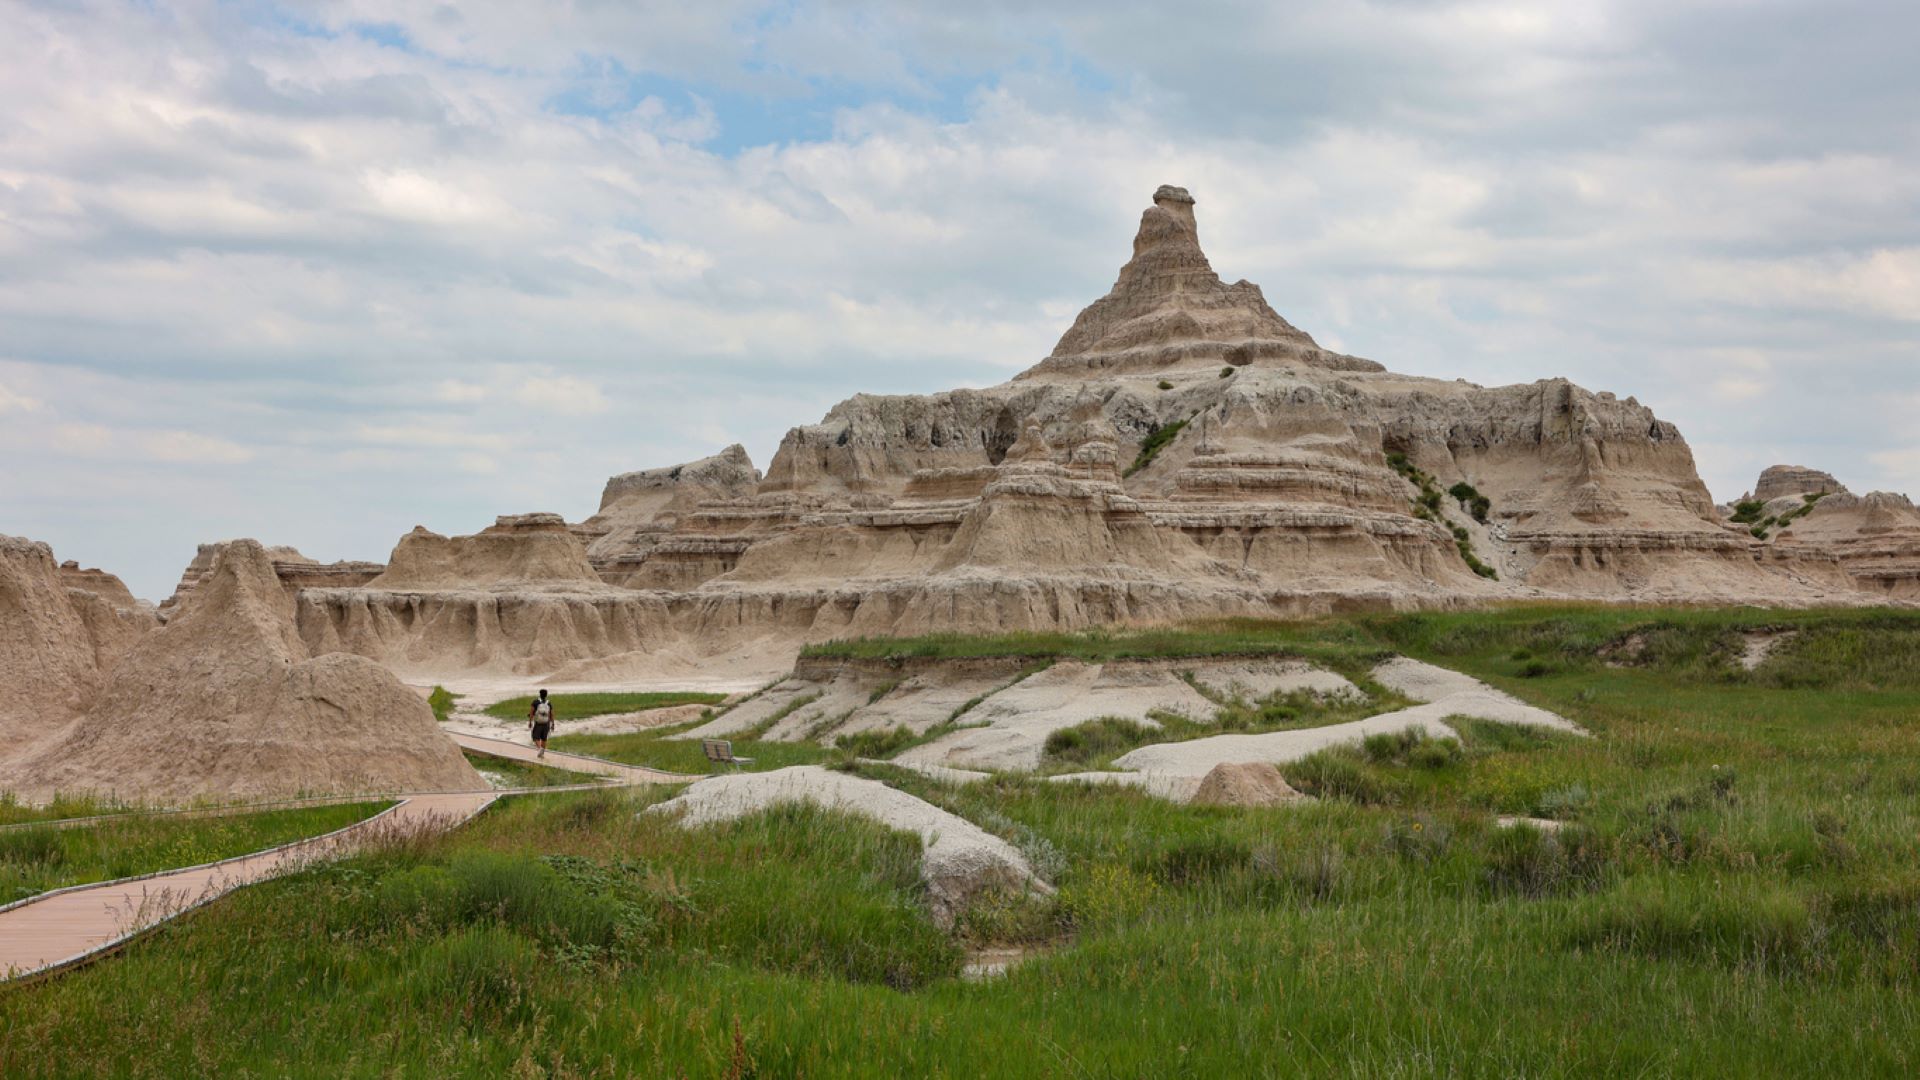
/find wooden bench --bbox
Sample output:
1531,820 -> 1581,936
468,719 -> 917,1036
701,739 -> 753,768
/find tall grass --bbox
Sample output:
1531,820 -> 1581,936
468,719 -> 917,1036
0,800 -> 388,901
481,691 -> 727,722
6,607 -> 1920,1075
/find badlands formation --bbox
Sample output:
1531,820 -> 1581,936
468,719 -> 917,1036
290,184 -> 1898,683
0,539 -> 479,803
1,185 -> 1913,805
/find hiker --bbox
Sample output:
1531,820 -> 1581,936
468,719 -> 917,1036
528,689 -> 554,759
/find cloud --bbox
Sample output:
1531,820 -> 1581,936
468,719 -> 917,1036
0,382 -> 43,414
433,379 -> 490,403
142,430 -> 256,464
515,375 -> 611,414
0,0 -> 1915,598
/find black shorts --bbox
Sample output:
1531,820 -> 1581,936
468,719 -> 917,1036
531,722 -> 552,741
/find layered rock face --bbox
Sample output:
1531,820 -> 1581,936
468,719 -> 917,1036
1753,465 -> 1846,504
1733,464 -> 1920,600
292,186 -> 1881,683
160,541 -> 380,618
577,445 -> 763,586
0,540 -> 481,803
0,537 -> 158,751
369,514 -> 603,591
1023,185 -> 1379,379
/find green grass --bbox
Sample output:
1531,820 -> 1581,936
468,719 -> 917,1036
427,685 -> 459,721
480,691 -> 727,722
1123,413 -> 1193,477
459,751 -> 601,789
0,801 -> 390,902
550,725 -> 833,774
1041,683 -> 1406,771
802,621 -> 1395,675
8,606 -> 1920,1075
0,794 -> 141,827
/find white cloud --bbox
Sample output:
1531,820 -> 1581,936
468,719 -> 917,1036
434,379 -> 490,404
515,375 -> 611,414
142,430 -> 256,464
0,382 -> 43,414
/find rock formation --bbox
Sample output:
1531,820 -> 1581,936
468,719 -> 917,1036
576,445 -> 762,586
0,540 -> 481,803
0,537 -> 158,752
160,541 -> 381,618
1764,483 -> 1920,601
368,514 -> 602,591
283,187 -> 1897,684
1752,465 -> 1846,504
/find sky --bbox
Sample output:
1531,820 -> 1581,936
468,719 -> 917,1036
2,0 -> 1916,601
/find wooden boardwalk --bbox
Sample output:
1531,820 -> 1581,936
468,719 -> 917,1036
447,731 -> 692,785
0,792 -> 495,981
0,736 -> 702,983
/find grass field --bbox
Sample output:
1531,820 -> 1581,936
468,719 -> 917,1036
0,794 -> 138,828
0,800 -> 390,902
4,606 -> 1920,1076
480,691 -> 727,722
551,723 -> 833,774
459,751 -> 602,789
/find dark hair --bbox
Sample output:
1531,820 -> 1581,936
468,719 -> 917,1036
538,689 -> 548,698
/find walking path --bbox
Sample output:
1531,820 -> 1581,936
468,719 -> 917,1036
448,731 -> 690,785
0,738 -> 702,984
0,792 -> 494,981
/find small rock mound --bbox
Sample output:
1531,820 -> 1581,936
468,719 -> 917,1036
1191,762 -> 1306,807
0,540 -> 481,804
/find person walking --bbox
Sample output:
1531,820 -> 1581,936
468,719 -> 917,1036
528,689 -> 554,759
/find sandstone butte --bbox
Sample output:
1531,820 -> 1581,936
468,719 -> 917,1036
5,186 -> 1918,744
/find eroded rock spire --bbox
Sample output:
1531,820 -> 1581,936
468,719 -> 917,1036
1024,185 -> 1380,378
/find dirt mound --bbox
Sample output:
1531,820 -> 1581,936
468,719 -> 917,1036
1191,762 -> 1306,807
0,539 -> 480,804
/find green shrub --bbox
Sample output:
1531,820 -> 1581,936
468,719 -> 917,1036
1382,816 -> 1451,864
1483,823 -> 1611,898
1149,836 -> 1253,886
1157,379 -> 1174,390
1284,750 -> 1389,804
1061,862 -> 1160,930
834,726 -> 919,759
1569,880 -> 1812,967
1043,717 -> 1158,766
1219,366 -> 1235,378
1125,416 -> 1193,477
428,686 -> 459,721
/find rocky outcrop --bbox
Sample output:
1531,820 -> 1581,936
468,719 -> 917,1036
1022,185 -> 1380,379
1772,491 -> 1920,600
1,537 -> 118,743
368,514 -> 603,591
580,445 -> 763,586
0,540 -> 481,804
160,541 -> 380,618
1752,465 -> 1847,504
